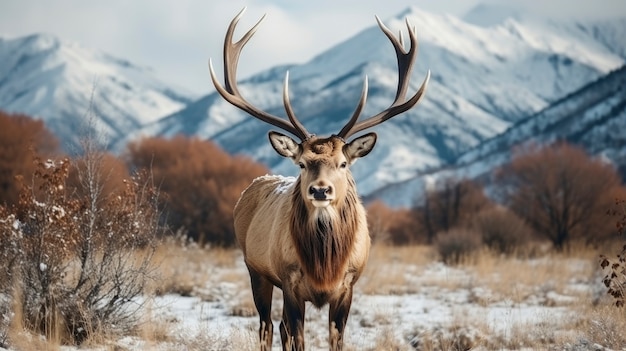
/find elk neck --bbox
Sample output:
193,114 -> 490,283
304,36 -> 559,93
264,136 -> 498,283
289,176 -> 360,292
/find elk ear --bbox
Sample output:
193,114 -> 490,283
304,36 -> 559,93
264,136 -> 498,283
269,131 -> 300,159
344,132 -> 377,162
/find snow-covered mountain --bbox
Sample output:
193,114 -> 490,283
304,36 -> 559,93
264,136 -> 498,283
2,4 -> 625,206
372,64 -> 626,207
0,33 -> 194,151
140,4 -> 626,197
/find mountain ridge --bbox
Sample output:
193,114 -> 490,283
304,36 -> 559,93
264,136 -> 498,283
0,32 -> 195,151
371,63 -> 626,207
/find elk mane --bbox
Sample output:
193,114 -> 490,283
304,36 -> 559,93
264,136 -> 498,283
289,177 -> 360,292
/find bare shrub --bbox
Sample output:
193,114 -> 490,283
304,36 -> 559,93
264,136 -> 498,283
0,293 -> 8,347
367,200 -> 420,245
435,228 -> 482,265
600,245 -> 626,308
497,143 -> 624,249
0,148 -> 161,345
413,177 -> 491,244
472,206 -> 532,254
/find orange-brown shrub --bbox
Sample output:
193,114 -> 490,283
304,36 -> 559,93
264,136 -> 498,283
367,200 -> 420,245
472,206 -> 533,254
435,228 -> 482,265
126,136 -> 268,246
68,151 -> 129,205
497,143 -> 625,249
0,111 -> 59,206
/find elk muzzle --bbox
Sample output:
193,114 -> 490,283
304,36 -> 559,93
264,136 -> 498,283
308,184 -> 334,207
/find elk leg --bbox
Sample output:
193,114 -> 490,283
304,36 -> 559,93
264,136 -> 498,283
249,267 -> 274,351
279,290 -> 305,351
329,289 -> 353,351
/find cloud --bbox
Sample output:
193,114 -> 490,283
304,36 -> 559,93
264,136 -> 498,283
488,0 -> 626,19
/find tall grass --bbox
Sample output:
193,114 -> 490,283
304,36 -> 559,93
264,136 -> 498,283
3,238 -> 623,350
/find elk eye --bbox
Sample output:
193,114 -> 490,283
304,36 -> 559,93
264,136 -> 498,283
298,162 -> 305,169
340,162 -> 347,169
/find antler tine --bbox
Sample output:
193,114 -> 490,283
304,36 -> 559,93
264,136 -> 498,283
337,76 -> 368,138
209,8 -> 310,140
283,71 -> 311,138
338,16 -> 430,139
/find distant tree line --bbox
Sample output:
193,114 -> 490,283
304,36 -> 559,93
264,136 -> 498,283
0,110 -> 267,247
368,142 -> 626,260
1,110 -> 625,252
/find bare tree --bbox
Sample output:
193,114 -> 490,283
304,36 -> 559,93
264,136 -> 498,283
497,143 -> 624,249
413,177 -> 491,244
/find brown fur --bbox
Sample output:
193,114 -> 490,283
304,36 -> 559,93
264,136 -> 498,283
289,176 -> 360,292
233,135 -> 373,350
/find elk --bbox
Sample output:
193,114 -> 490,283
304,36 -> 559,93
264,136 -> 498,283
209,8 -> 429,351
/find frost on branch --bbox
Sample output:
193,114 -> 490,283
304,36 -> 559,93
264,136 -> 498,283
0,152 -> 161,345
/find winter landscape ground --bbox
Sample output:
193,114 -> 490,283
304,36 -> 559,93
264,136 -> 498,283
3,242 -> 621,351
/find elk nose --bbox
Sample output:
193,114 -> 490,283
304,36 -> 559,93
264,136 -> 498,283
309,185 -> 331,200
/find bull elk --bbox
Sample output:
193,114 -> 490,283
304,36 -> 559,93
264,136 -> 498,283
209,8 -> 429,351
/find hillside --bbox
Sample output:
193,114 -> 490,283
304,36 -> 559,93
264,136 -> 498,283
140,5 -> 625,196
0,33 -> 194,151
372,64 -> 626,207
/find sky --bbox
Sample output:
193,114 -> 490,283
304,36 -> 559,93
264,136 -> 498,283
1,0 -> 625,96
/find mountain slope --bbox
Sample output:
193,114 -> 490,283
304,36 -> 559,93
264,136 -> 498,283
0,33 -> 194,151
372,64 -> 626,207
144,5 -> 625,197
457,64 -> 626,174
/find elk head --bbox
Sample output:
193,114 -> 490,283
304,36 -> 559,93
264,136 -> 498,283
209,7 -> 430,207
267,132 -> 375,209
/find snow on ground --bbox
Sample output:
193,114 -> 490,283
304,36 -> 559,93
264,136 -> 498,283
51,248 -> 600,351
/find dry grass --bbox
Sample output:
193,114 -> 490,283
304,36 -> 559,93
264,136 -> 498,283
137,302 -> 174,345
572,302 -> 626,349
4,240 -> 617,350
374,244 -> 599,306
351,243 -> 619,350
148,238 -> 244,297
458,246 -> 597,305
359,245 -> 438,294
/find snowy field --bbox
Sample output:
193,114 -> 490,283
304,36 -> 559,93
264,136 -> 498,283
2,244 -> 623,350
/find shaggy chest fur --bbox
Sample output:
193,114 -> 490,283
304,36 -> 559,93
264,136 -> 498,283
289,179 -> 360,292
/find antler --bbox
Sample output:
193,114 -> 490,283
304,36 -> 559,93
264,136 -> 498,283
209,8 -> 310,140
337,16 -> 430,139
